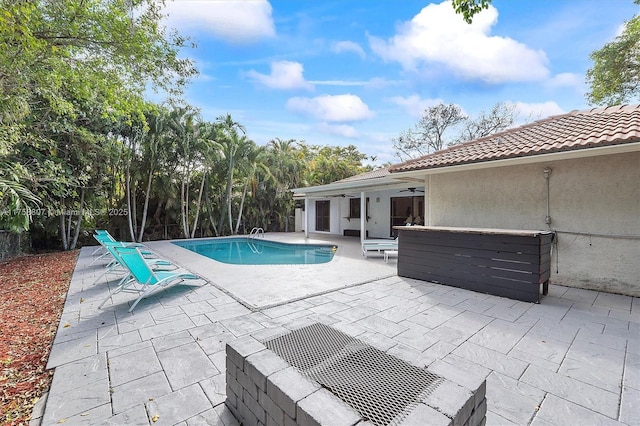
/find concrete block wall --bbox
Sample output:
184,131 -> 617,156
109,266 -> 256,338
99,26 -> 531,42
226,334 -> 486,426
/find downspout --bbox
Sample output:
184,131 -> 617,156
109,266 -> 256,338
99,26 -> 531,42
543,167 -> 552,228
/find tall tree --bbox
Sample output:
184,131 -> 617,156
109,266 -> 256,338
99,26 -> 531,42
586,2 -> 640,106
392,103 -> 466,160
455,102 -> 516,143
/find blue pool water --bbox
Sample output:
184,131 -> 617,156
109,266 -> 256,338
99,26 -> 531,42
173,237 -> 336,265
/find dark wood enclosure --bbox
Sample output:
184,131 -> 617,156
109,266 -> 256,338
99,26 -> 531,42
396,226 -> 554,303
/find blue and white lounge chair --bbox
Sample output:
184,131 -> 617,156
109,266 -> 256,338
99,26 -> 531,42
98,246 -> 206,312
90,230 -> 154,265
91,241 -> 176,287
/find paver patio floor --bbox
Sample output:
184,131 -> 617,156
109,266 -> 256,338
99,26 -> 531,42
33,234 -> 639,426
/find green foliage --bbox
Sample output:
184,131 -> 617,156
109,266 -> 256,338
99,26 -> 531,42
586,11 -> 640,106
451,0 -> 491,24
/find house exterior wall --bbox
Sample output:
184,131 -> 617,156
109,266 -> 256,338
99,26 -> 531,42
426,151 -> 640,296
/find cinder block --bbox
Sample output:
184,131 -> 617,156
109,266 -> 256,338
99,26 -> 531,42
237,368 -> 258,400
237,398 -> 258,426
226,371 -> 242,398
244,388 -> 267,425
283,413 -> 297,426
226,355 -> 238,378
421,381 -> 474,426
297,388 -> 362,426
467,398 -> 487,426
259,391 -> 285,425
245,350 -> 290,390
225,383 -> 238,409
267,367 -> 321,418
227,337 -> 266,369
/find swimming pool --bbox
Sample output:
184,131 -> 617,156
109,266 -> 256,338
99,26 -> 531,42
173,237 -> 337,265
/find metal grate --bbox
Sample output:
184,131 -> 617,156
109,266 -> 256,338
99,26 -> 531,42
262,323 -> 443,426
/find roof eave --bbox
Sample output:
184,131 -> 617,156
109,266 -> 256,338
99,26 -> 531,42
390,141 -> 640,177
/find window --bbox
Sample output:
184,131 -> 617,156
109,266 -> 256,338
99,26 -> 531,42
349,198 -> 360,218
316,200 -> 330,232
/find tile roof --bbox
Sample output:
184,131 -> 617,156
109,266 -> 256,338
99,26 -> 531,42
390,104 -> 640,173
334,166 -> 391,183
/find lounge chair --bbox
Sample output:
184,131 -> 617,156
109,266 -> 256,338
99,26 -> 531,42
91,241 -> 176,287
98,246 -> 206,313
90,230 -> 154,265
362,237 -> 398,258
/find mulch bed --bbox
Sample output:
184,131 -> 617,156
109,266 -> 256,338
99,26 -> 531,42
0,251 -> 78,425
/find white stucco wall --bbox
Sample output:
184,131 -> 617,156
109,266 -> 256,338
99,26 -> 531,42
426,151 -> 640,296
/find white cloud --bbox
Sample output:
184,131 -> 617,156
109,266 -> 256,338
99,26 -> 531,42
388,95 -> 447,118
286,94 -> 374,122
246,61 -> 314,91
332,41 -> 366,58
163,0 -> 275,43
368,1 -> 549,83
509,101 -> 565,122
317,123 -> 359,138
547,72 -> 584,90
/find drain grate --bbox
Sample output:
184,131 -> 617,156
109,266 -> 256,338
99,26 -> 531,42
261,323 -> 443,426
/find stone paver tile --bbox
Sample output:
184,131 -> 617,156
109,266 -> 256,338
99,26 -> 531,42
98,329 -> 142,353
521,364 -> 619,418
574,328 -> 628,352
334,305 -> 380,322
560,287 -> 599,304
446,310 -> 494,332
508,348 -> 560,373
511,334 -> 571,365
427,323 -> 475,346
482,301 -> 531,322
189,322 -> 231,341
309,300 -> 351,316
200,373 -> 227,406
564,340 -> 625,376
186,408 -> 226,426
485,372 -> 544,425
198,332 -> 237,355
441,353 -> 492,380
209,350 -> 227,372
213,403 -> 241,426
47,352 -> 108,393
356,314 -> 408,338
109,345 -> 163,387
455,298 -> 495,314
219,315 -> 265,337
594,292 -> 633,312
46,403 -> 112,426
146,383 -> 213,425
564,308 -> 628,331
453,341 -> 528,379
46,331 -> 98,369
152,331 -> 194,352
421,340 -> 457,363
357,330 -> 398,351
620,386 -> 640,425
104,404 -> 151,425
386,343 -> 431,368
157,342 -> 219,390
623,352 -> 640,391
191,314 -> 213,326
376,303 -> 429,323
468,318 -> 531,354
558,357 -> 622,393
205,304 -> 252,322
111,371 -> 172,414
326,320 -> 368,338
42,361 -> 111,425
486,410 -> 519,426
522,300 -> 572,322
107,340 -> 153,358
116,311 -> 156,334
395,325 -> 439,351
408,308 -> 455,329
181,300 -> 218,317
138,315 -> 195,341
527,319 -> 580,344
533,393 -> 623,426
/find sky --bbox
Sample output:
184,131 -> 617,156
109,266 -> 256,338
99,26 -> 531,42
159,0 -> 638,165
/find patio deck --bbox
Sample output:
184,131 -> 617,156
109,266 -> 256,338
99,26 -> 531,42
33,233 -> 639,425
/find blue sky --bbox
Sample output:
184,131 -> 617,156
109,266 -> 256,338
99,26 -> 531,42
161,0 -> 638,165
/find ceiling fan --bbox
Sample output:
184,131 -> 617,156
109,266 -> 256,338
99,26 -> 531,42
399,187 -> 424,193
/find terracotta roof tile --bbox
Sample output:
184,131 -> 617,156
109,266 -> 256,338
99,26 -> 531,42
390,104 -> 640,173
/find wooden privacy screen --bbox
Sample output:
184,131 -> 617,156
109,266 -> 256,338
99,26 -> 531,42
396,226 -> 554,303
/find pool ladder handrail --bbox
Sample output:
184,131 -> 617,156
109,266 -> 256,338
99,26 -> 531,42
249,227 -> 264,240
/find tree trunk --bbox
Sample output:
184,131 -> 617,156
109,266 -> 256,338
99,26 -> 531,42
125,163 -> 137,241
234,175 -> 250,235
180,178 -> 189,238
137,161 -> 154,243
60,212 -> 68,251
191,171 -> 206,239
69,188 -> 85,250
